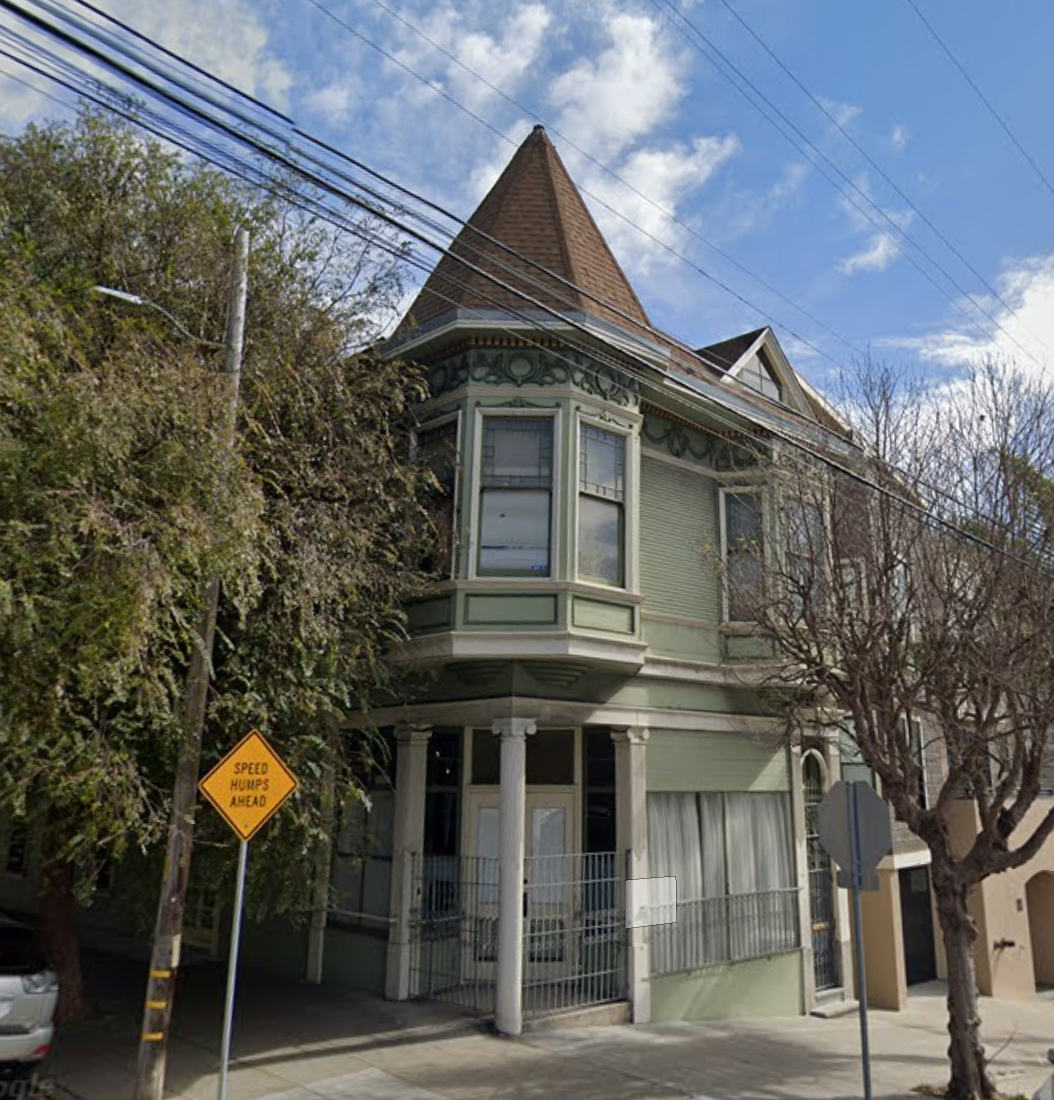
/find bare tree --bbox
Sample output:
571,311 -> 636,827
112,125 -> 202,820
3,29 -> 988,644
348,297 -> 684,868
733,361 -> 1054,1100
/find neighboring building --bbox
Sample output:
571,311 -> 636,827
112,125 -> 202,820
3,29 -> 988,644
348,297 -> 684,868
325,124 -> 858,1033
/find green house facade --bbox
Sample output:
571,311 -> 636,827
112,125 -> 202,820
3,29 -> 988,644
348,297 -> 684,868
328,125 -> 855,1031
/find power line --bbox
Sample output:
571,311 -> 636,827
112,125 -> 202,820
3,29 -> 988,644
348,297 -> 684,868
2,0 -> 1050,574
648,0 -> 1048,373
904,0 -> 1054,203
710,0 -> 1050,362
305,0 -> 866,362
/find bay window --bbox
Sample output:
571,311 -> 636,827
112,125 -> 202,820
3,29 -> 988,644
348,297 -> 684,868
478,416 -> 553,577
647,791 -> 798,974
722,489 -> 764,622
578,424 -> 625,586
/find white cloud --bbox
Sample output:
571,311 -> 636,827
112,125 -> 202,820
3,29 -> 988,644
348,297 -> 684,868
0,0 -> 293,134
304,79 -> 360,124
818,95 -> 861,130
550,12 -> 686,159
890,124 -> 909,152
882,253 -> 1054,380
93,0 -> 294,108
840,233 -> 901,275
837,174 -> 913,276
576,134 -> 740,275
392,2 -> 551,112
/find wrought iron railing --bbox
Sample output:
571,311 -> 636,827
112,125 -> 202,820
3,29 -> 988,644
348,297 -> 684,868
647,888 -> 801,977
522,851 -> 624,1016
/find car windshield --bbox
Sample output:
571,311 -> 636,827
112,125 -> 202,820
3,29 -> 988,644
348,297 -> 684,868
0,927 -> 47,976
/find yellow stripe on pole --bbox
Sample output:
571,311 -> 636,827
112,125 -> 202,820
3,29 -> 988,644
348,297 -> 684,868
146,1000 -> 168,1010
142,1032 -> 165,1042
149,969 -> 172,979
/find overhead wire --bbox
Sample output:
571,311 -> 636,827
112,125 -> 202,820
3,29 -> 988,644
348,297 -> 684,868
303,0 -> 866,362
709,0 -> 1049,362
1,0 -> 1049,573
648,0 -> 1049,373
904,0 -> 1054,203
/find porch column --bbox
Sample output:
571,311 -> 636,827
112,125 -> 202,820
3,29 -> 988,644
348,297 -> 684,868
494,716 -> 535,1037
385,723 -> 432,1001
789,740 -> 815,1012
612,726 -> 650,1024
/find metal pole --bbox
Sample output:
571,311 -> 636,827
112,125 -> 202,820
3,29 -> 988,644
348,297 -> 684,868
134,226 -> 251,1100
848,782 -> 873,1100
217,840 -> 249,1100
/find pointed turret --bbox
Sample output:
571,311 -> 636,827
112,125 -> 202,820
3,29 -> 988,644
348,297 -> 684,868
396,125 -> 650,339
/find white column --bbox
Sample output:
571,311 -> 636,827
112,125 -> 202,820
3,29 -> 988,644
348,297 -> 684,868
612,726 -> 650,1024
494,716 -> 534,1037
384,724 -> 431,1001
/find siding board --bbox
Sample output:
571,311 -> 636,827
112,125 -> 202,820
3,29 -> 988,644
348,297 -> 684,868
647,728 -> 789,792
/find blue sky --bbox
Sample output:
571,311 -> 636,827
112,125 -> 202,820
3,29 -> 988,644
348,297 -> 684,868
2,0 -> 1052,393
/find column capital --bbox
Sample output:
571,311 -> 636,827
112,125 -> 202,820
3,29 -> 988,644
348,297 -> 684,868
611,726 -> 649,745
492,716 -> 536,740
394,723 -> 432,746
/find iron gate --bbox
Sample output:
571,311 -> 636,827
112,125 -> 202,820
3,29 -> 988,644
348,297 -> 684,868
804,755 -> 840,991
407,851 -> 625,1017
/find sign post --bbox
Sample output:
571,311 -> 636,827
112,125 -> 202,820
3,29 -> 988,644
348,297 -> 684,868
817,780 -> 892,1100
198,730 -> 298,1100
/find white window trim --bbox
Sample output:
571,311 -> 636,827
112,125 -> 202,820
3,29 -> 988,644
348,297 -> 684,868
467,406 -> 562,582
572,412 -> 635,593
413,410 -> 463,582
719,485 -> 767,625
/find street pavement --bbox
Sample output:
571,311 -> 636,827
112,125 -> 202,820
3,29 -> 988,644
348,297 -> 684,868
48,954 -> 1054,1100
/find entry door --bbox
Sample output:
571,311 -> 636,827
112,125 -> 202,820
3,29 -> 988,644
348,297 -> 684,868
899,866 -> 937,985
463,791 -> 575,983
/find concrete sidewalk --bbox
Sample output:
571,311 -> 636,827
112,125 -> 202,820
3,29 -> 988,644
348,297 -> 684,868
48,957 -> 1054,1100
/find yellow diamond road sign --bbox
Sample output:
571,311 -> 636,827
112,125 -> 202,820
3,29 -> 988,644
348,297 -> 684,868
199,730 -> 298,842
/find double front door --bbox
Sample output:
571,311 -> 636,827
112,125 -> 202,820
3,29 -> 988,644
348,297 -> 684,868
464,789 -> 575,982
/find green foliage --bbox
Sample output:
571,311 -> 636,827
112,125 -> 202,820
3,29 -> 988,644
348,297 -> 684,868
0,107 -> 434,916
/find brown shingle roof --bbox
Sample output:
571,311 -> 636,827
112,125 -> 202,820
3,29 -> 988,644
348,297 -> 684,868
395,125 -> 651,338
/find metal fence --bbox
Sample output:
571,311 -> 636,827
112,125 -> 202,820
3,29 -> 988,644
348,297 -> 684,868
522,851 -> 624,1017
647,888 -> 801,977
408,854 -> 499,1015
407,850 -> 626,1018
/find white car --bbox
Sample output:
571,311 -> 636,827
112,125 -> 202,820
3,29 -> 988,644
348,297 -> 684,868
0,915 -> 58,1074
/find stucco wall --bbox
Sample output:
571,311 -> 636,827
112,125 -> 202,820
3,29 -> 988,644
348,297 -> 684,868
945,796 -> 1054,1000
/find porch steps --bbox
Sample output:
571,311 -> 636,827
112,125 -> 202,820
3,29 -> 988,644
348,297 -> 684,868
811,992 -> 860,1019
520,1000 -> 631,1033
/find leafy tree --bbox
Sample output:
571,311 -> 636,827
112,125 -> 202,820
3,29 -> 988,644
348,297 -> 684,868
0,108 -> 434,1018
733,362 -> 1054,1099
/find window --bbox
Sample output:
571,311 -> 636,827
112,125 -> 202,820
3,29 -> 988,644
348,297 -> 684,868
738,349 -> 783,402
909,719 -> 928,808
785,498 -> 825,614
478,417 -> 553,576
415,417 -> 459,575
647,791 -> 798,974
840,729 -> 877,789
723,489 -> 764,622
470,728 -> 574,785
578,425 -> 625,586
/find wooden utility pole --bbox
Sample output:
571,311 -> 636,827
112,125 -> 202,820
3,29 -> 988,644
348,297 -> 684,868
134,225 -> 250,1100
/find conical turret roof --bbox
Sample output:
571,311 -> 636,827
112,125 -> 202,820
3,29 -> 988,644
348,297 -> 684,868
396,125 -> 650,338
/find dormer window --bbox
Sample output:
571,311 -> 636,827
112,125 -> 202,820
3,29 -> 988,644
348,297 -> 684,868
739,349 -> 783,403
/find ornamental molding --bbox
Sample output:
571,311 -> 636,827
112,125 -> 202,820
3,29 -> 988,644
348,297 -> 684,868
641,414 -> 759,470
427,348 -> 639,408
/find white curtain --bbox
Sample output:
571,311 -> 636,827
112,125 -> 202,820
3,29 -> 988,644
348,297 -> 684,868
698,793 -> 726,898
647,793 -> 703,901
725,793 -> 793,894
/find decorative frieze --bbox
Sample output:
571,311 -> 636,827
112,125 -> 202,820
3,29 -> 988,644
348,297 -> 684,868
427,348 -> 640,408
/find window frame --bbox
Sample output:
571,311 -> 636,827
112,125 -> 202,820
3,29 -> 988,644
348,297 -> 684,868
469,408 -> 562,581
412,410 -> 463,581
574,414 -> 633,590
719,485 -> 767,624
